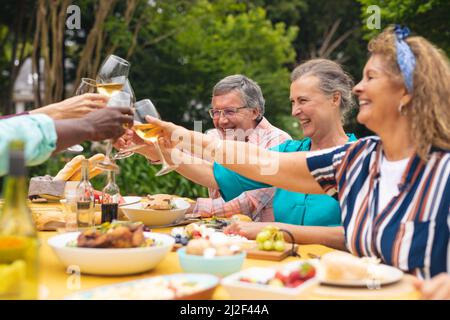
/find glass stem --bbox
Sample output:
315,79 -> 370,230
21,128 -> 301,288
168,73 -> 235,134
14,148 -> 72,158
105,140 -> 113,161
153,141 -> 170,168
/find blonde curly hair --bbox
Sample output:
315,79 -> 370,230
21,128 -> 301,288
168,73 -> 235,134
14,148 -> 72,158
368,26 -> 450,160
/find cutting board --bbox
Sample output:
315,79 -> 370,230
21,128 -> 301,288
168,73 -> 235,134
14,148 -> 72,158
244,245 -> 299,261
172,243 -> 299,261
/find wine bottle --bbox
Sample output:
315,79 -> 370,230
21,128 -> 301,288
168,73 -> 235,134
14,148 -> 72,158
0,140 -> 39,299
101,170 -> 120,223
76,160 -> 95,228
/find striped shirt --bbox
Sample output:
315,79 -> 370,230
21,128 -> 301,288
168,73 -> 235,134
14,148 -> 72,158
306,136 -> 450,279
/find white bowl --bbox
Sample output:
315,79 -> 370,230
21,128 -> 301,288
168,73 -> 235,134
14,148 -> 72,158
120,198 -> 190,227
48,231 -> 174,275
221,261 -> 318,300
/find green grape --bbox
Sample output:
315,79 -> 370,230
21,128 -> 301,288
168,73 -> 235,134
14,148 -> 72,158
263,226 -> 277,233
256,231 -> 271,243
257,242 -> 265,250
275,231 -> 284,241
274,240 -> 286,252
263,240 -> 273,251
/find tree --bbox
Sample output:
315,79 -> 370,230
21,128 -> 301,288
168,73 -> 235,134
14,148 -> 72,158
359,0 -> 450,54
0,0 -> 36,114
131,0 -> 298,133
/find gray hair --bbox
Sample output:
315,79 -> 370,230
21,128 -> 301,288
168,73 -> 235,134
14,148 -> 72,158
212,74 -> 265,121
291,59 -> 355,121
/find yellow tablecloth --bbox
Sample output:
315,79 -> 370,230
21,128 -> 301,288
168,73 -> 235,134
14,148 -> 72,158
26,203 -> 419,300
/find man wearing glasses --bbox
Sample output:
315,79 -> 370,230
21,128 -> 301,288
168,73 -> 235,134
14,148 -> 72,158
193,74 -> 291,219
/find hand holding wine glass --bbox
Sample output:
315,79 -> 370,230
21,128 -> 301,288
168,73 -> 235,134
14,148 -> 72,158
96,91 -> 133,172
131,99 -> 178,176
65,78 -> 108,153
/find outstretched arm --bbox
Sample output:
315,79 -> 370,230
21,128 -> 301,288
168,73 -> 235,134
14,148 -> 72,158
145,116 -> 324,194
225,222 -> 347,251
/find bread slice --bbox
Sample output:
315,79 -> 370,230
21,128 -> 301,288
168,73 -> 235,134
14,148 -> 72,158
321,251 -> 370,281
53,155 -> 85,181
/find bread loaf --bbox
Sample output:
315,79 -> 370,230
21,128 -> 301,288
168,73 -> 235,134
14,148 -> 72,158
69,153 -> 106,181
53,155 -> 85,181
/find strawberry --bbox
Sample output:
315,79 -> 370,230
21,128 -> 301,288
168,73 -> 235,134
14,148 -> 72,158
274,271 -> 288,284
191,230 -> 202,239
287,270 -> 301,283
299,262 -> 316,280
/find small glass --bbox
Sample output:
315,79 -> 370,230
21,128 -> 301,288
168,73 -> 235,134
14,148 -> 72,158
60,199 -> 77,232
75,160 -> 95,228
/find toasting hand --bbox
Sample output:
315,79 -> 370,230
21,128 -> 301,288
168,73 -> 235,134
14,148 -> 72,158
84,107 -> 134,141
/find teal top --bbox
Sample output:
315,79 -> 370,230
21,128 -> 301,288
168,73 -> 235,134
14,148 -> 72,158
0,114 -> 57,176
213,134 -> 357,226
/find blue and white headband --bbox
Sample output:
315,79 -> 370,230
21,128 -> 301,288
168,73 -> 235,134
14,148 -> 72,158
394,25 -> 416,93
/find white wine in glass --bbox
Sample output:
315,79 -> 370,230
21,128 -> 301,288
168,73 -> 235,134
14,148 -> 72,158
133,123 -> 162,142
132,99 -> 177,176
96,82 -> 124,97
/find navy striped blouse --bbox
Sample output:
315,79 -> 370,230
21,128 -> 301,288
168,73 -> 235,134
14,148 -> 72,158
306,136 -> 449,279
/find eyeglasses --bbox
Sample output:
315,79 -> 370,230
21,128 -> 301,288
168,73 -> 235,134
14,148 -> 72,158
208,106 -> 247,119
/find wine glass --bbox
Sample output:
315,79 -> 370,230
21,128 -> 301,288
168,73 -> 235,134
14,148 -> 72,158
110,79 -> 138,160
66,78 -> 99,153
132,99 -> 177,176
75,77 -> 97,95
96,91 -> 133,172
96,55 -> 130,97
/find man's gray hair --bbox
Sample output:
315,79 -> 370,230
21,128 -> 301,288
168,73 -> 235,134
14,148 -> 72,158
212,74 -> 265,121
291,59 -> 355,121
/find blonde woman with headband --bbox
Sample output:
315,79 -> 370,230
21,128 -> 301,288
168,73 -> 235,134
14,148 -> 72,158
146,26 -> 450,298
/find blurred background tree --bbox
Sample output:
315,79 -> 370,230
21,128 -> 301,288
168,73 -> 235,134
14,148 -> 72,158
0,0 -> 448,196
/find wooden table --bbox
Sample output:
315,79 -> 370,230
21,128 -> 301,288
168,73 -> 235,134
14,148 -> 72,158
30,203 -> 420,300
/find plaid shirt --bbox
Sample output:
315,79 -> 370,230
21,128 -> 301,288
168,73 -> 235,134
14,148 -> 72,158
194,117 -> 291,221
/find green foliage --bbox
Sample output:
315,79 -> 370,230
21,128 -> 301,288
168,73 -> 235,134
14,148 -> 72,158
358,0 -> 450,54
23,150 -> 208,199
130,0 -> 298,131
113,155 -> 208,198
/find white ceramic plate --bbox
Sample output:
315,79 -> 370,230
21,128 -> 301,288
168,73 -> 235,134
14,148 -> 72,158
318,263 -> 404,287
120,198 -> 190,227
120,196 -> 142,206
48,231 -> 174,276
64,273 -> 220,300
221,261 -> 318,300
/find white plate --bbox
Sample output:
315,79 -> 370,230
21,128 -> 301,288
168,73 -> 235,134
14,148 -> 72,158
221,261 -> 319,300
120,198 -> 190,227
120,196 -> 142,206
48,231 -> 174,275
65,273 -> 219,300
318,263 -> 404,287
